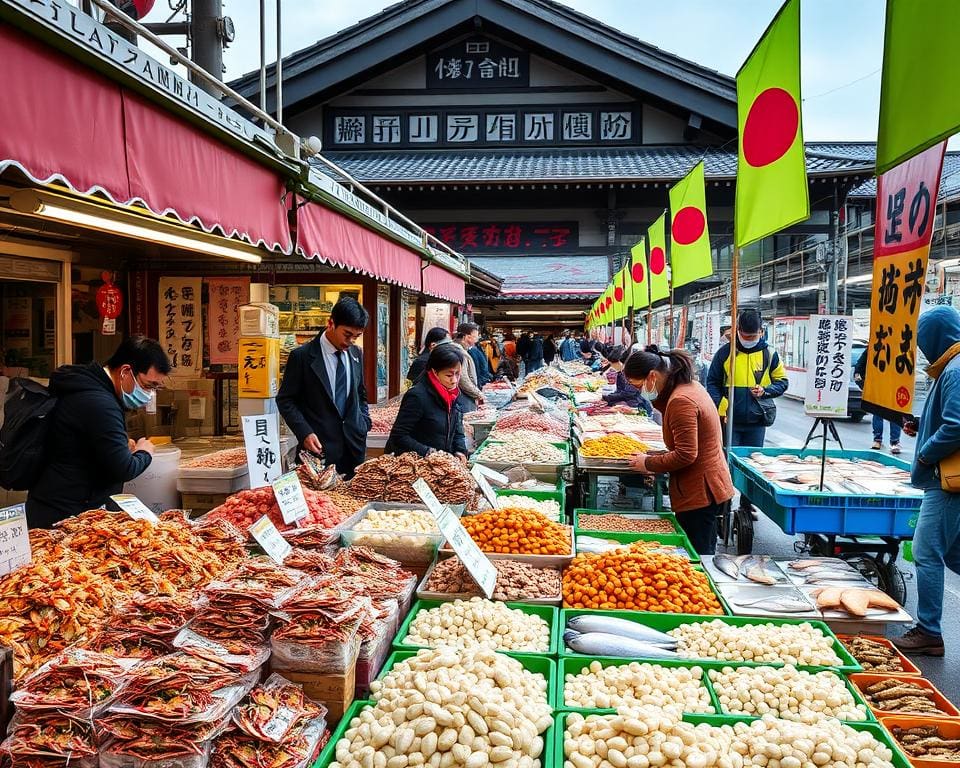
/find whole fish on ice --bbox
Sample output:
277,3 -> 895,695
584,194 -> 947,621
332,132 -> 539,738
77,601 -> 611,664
564,630 -> 679,659
713,553 -> 742,580
733,596 -> 814,613
565,615 -> 677,647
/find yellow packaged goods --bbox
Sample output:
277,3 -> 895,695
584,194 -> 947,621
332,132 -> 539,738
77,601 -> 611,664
579,434 -> 650,458
238,336 -> 280,398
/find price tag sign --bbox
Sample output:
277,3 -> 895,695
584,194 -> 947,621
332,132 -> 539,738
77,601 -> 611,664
249,515 -> 292,565
473,463 -> 509,486
413,479 -> 497,599
0,504 -> 31,577
110,494 -> 160,525
272,471 -> 309,525
242,413 -> 282,488
471,464 -> 500,509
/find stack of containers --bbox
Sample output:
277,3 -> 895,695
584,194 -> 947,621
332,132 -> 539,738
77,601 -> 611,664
238,283 -> 281,420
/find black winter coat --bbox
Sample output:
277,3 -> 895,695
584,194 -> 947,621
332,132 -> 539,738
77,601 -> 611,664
385,380 -> 467,457
26,363 -> 152,528
407,351 -> 429,383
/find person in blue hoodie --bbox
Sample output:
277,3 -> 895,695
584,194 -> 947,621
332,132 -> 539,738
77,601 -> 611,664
894,306 -> 960,657
601,345 -> 652,416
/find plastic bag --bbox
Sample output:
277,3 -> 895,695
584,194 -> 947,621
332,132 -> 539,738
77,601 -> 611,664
269,618 -> 362,675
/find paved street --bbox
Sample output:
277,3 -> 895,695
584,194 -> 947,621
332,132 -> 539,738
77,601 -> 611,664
724,396 -> 958,694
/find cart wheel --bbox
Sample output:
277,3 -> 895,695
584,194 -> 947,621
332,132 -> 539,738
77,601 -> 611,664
842,554 -> 908,605
733,507 -> 754,555
805,535 -> 831,557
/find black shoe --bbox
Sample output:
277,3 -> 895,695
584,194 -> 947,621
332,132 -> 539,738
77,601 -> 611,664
893,626 -> 945,656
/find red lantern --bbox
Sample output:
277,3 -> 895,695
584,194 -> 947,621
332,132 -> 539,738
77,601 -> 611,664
96,271 -> 123,335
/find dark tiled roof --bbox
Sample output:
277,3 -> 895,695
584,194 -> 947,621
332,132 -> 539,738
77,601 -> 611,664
470,254 -> 608,295
848,150 -> 960,202
471,292 -> 596,302
322,143 -> 875,184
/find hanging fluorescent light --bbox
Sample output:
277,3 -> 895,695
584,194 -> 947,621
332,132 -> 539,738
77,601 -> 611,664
844,274 -> 873,286
760,291 -> 779,299
9,189 -> 263,264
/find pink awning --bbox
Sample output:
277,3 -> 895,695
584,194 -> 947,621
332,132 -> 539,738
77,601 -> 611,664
0,25 -> 290,252
296,200 -> 423,289
423,263 -> 466,304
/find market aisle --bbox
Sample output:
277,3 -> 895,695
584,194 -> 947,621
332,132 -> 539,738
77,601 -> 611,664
751,397 -> 959,699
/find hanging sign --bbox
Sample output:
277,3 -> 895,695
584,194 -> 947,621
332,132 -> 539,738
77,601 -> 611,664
804,315 -> 853,418
272,471 -> 309,525
863,142 -> 946,421
413,479 -> 497,598
158,277 -> 202,376
242,414 -> 282,488
0,505 -> 31,577
96,272 -> 123,336
207,278 -> 250,364
110,494 -> 160,525
249,516 -> 291,565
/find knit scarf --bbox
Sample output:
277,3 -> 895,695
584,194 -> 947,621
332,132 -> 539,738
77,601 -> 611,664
428,370 -> 460,411
927,341 -> 960,379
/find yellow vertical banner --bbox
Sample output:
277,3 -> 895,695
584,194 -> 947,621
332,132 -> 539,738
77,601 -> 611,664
862,141 -> 946,420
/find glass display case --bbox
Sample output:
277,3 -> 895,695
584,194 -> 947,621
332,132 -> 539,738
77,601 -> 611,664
376,285 -> 390,402
400,289 -> 419,385
269,284 -> 363,347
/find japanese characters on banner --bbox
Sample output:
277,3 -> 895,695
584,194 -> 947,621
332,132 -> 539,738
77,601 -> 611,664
242,413 -> 282,488
159,277 -> 202,377
804,315 -> 853,418
863,142 -> 946,421
207,278 -> 250,364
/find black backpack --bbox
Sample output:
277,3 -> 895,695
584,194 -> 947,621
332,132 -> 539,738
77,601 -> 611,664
0,378 -> 58,490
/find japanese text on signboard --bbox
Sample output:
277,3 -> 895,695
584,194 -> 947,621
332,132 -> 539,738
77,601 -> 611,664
863,142 -> 946,420
804,315 -> 853,417
423,222 -> 578,252
207,278 -> 249,365
242,414 -> 282,488
426,37 -> 528,89
0,505 -> 31,577
158,277 -> 202,376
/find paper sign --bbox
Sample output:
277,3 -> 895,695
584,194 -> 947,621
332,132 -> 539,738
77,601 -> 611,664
188,396 -> 206,421
471,464 -> 500,509
110,494 -> 160,525
249,515 -> 292,564
473,463 -> 510,486
413,479 -> 497,599
804,315 -> 853,418
272,471 -> 309,524
242,413 -> 282,488
0,505 -> 31,576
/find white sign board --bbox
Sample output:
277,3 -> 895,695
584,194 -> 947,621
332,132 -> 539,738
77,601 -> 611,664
471,464 -> 500,509
413,478 -> 497,598
805,315 -> 853,418
249,515 -> 292,565
110,494 -> 160,525
473,463 -> 509,486
0,505 -> 31,577
242,414 -> 282,488
272,471 -> 309,525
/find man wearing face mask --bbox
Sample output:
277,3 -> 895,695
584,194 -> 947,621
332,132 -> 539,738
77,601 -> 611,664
706,309 -> 789,519
25,336 -> 170,529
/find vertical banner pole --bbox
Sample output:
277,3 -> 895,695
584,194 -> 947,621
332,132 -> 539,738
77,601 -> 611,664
725,247 -> 739,452
669,283 -> 675,348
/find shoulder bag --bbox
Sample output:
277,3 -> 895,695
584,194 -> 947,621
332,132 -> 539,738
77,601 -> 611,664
753,349 -> 778,427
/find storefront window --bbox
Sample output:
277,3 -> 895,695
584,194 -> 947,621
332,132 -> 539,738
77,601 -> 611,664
1,280 -> 56,377
377,285 -> 390,402
269,284 -> 363,348
400,290 -> 418,384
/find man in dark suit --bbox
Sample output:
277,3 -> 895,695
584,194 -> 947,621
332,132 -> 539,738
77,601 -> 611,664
276,296 -> 372,478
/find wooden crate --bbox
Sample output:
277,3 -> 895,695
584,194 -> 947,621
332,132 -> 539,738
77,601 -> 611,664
179,492 -> 230,517
276,664 -> 356,724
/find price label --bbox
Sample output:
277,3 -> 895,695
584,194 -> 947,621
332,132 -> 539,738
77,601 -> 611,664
249,515 -> 292,565
413,479 -> 497,599
272,471 -> 309,525
110,494 -> 160,525
261,706 -> 299,741
242,413 -> 282,488
0,504 -> 31,577
473,463 -> 509,486
471,464 -> 499,509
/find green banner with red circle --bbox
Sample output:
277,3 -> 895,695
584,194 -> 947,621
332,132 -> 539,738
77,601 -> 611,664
668,163 -> 713,289
647,211 -> 671,301
630,239 -> 649,310
735,0 -> 809,249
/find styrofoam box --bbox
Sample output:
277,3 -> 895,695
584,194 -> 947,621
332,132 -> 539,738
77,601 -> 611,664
239,303 -> 280,338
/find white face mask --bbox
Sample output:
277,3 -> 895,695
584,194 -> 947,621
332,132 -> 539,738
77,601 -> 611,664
641,376 -> 658,401
739,335 -> 760,349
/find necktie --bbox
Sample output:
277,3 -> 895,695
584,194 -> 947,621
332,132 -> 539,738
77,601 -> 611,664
334,349 -> 348,415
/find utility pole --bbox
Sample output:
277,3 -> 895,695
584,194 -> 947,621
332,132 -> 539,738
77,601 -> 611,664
190,0 -> 225,96
826,184 -> 840,314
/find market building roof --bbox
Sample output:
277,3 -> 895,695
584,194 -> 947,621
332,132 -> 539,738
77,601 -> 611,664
321,143 -> 876,186
847,148 -> 960,202
468,254 -> 608,300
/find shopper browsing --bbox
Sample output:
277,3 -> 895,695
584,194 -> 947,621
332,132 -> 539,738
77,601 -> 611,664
276,296 -> 372,478
385,344 -> 467,460
854,351 -> 902,454
407,327 -> 450,384
452,329 -> 482,412
624,346 -> 734,555
24,336 -> 169,529
601,345 -> 652,416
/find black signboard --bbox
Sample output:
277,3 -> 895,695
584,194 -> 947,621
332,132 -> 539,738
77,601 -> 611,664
423,222 -> 579,252
427,37 -> 529,90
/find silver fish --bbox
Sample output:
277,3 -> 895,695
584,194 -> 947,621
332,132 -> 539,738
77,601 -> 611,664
734,596 -> 813,613
744,555 -> 778,585
566,615 -> 677,647
565,631 -> 680,659
713,553 -> 741,579
788,559 -> 854,572
804,571 -> 867,584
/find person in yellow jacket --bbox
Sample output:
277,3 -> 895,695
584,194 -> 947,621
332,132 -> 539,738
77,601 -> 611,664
705,309 -> 789,518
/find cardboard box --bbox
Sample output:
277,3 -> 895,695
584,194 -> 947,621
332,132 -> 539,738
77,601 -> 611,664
249,284 -> 271,304
238,397 -> 279,418
238,337 -> 280,398
179,492 -> 230,516
239,304 -> 280,339
271,665 -> 356,724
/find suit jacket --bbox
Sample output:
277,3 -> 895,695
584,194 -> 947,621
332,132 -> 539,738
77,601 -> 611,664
276,335 -> 372,462
645,381 -> 734,513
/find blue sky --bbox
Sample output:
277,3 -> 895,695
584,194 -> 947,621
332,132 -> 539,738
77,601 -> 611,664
189,0 -> 887,142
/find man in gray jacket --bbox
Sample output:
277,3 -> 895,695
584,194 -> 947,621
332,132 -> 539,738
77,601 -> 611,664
452,332 -> 482,412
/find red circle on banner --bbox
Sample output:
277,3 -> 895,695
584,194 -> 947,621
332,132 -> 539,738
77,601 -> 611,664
742,87 -> 799,167
650,246 -> 667,274
896,386 -> 911,408
631,263 -> 645,283
605,297 -> 613,309
614,286 -> 624,302
671,207 -> 706,245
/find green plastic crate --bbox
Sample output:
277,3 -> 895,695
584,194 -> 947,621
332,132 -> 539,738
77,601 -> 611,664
556,656 -> 721,714
497,483 -> 567,515
393,599 -> 559,657
573,508 -> 682,535
552,713 -> 910,768
559,608 -> 861,673
573,529 -> 700,563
